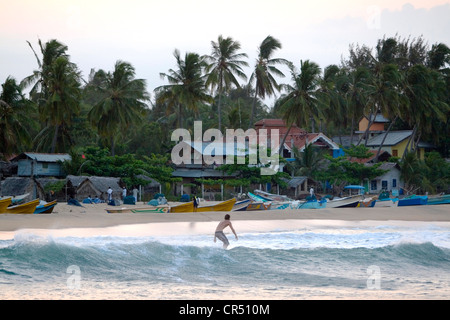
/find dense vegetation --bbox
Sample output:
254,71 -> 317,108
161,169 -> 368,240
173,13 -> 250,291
1,35 -> 449,194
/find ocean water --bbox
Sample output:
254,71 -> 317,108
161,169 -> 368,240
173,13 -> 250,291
1,220 -> 450,299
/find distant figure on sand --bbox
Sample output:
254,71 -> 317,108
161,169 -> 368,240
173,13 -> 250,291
107,187 -> 113,202
122,187 -> 127,199
214,214 -> 238,249
193,195 -> 198,211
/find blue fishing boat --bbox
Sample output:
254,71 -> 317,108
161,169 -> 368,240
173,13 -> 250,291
34,200 -> 57,214
398,195 -> 428,206
426,194 -> 450,205
297,198 -> 327,209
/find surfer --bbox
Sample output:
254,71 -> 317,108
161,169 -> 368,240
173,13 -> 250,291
214,214 -> 238,249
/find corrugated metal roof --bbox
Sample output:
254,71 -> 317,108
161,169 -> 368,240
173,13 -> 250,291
281,176 -> 308,188
15,152 -> 72,163
172,169 -> 237,178
366,131 -> 413,147
369,114 -> 390,123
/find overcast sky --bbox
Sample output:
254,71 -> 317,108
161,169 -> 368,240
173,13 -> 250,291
1,0 -> 449,105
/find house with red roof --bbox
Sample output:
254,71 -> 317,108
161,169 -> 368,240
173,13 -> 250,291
254,119 -> 342,159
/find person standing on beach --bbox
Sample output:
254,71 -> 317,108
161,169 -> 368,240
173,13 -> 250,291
107,187 -> 113,202
122,187 -> 127,199
214,214 -> 238,249
193,195 -> 198,211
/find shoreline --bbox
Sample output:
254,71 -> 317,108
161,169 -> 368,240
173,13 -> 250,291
0,202 -> 449,234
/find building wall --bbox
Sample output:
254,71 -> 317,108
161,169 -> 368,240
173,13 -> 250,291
17,159 -> 64,177
366,168 -> 404,194
390,139 -> 425,160
358,117 -> 386,132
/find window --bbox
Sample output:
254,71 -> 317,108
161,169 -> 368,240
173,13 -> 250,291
392,179 -> 397,188
392,149 -> 398,157
371,180 -> 377,191
381,180 -> 388,190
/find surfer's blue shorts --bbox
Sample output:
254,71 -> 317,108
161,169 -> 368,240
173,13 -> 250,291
215,231 -> 229,246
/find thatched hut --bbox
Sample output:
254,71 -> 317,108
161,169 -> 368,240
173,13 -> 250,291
66,175 -> 122,201
65,175 -> 89,200
36,178 -> 66,201
0,177 -> 45,203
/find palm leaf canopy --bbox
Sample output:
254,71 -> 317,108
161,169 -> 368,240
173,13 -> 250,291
89,60 -> 149,137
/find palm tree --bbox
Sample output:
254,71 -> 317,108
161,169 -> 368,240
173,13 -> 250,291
402,64 -> 449,159
156,49 -> 212,128
21,39 -> 69,101
371,63 -> 405,161
317,64 -> 345,135
88,60 -> 150,156
248,35 -> 289,128
426,43 -> 450,71
357,60 -> 403,150
20,38 -> 83,153
35,56 -> 82,153
338,67 -> 371,146
278,60 -> 324,154
205,35 -> 248,131
0,77 -> 34,158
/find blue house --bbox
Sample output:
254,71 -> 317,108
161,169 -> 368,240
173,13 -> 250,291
12,152 -> 71,177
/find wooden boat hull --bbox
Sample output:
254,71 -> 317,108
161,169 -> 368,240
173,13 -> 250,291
270,202 -> 291,210
34,200 -> 57,214
427,194 -> 450,205
4,199 -> 40,214
398,196 -> 428,206
246,202 -> 272,211
170,201 -> 194,213
195,198 -> 236,212
374,198 -> 399,207
327,196 -> 362,208
0,197 -> 12,213
107,206 -> 169,213
358,198 -> 377,208
297,199 -> 327,209
232,199 -> 251,211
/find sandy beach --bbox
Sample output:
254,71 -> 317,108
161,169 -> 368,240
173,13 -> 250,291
2,201 -> 450,300
1,201 -> 449,233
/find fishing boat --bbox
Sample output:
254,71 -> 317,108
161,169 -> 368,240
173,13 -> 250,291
297,198 -> 327,209
248,192 -> 269,202
246,202 -> 272,211
374,190 -> 399,207
169,201 -> 194,213
374,198 -> 399,207
326,195 -> 362,208
427,194 -> 450,205
0,197 -> 12,213
253,189 -> 293,202
232,199 -> 252,211
4,199 -> 40,214
358,197 -> 377,208
398,195 -> 428,206
107,206 -> 169,213
249,191 -> 273,202
10,193 -> 30,205
169,198 -> 236,213
270,202 -> 291,210
34,200 -> 57,214
195,198 -> 236,212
